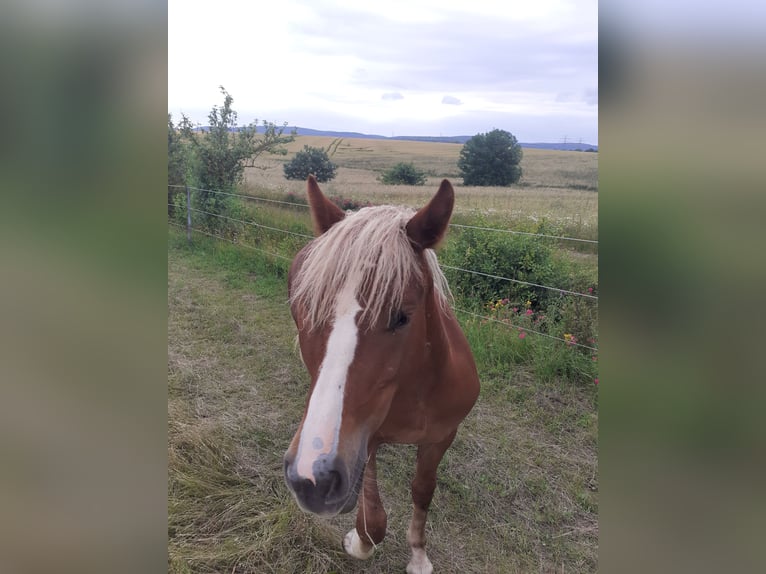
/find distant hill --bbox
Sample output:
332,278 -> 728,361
193,125 -> 597,151
517,142 -> 598,152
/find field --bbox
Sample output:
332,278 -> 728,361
242,136 -> 598,238
168,137 -> 598,573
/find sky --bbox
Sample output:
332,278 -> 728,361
168,0 -> 598,144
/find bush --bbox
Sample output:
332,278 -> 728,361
380,162 -> 427,185
283,146 -> 337,182
457,129 -> 523,186
328,196 -> 372,211
441,225 -> 570,310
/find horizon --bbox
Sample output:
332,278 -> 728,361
183,122 -> 598,146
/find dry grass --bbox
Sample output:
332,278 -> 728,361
241,136 -> 598,231
167,231 -> 597,573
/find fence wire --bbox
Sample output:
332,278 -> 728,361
440,264 -> 598,300
448,222 -> 597,244
181,205 -> 313,239
169,184 -> 598,245
452,307 -> 598,352
168,220 -> 293,261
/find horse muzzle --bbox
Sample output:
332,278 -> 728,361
284,451 -> 365,517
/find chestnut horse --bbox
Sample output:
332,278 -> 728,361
284,176 -> 480,573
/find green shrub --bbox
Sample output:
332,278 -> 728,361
283,146 -> 337,182
441,225 -> 571,310
380,162 -> 427,185
328,196 -> 372,211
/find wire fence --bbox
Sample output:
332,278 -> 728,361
168,184 -> 598,352
168,220 -> 292,261
168,184 -> 599,246
185,205 -> 314,239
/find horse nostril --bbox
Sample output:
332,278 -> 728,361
326,470 -> 343,499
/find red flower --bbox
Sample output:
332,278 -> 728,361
518,331 -> 526,339
594,378 -> 599,385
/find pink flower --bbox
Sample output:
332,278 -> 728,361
525,309 -> 533,316
518,331 -> 526,339
588,287 -> 594,293
594,378 -> 599,385
512,307 -> 518,313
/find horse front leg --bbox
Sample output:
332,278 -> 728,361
342,444 -> 387,560
407,431 -> 457,574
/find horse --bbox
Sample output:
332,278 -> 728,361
283,175 -> 480,574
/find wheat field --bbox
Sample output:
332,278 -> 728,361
241,136 -> 598,230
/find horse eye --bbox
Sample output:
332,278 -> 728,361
389,311 -> 410,331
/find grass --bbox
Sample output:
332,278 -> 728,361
167,229 -> 598,573
241,136 -> 598,240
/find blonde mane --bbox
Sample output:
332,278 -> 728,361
291,205 -> 451,331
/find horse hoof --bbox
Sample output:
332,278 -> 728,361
406,548 -> 433,574
343,528 -> 375,560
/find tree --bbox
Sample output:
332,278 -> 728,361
177,86 -> 294,221
167,113 -> 187,217
283,146 -> 337,182
380,162 -> 427,185
457,129 -> 523,186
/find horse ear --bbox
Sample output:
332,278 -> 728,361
306,175 -> 345,235
406,179 -> 455,250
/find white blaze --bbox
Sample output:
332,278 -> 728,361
295,282 -> 361,482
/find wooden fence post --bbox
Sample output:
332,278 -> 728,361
186,185 -> 192,243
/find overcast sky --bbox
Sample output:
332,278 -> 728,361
168,0 -> 598,144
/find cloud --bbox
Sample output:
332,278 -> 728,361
170,1 -> 597,143
289,3 -> 597,96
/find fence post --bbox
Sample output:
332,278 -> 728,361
186,185 -> 192,243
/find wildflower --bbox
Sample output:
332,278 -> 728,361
502,298 -> 510,305
518,331 -> 526,339
594,378 -> 599,385
512,307 -> 519,313
525,309 -> 533,316
588,287 -> 594,294
525,300 -> 532,308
